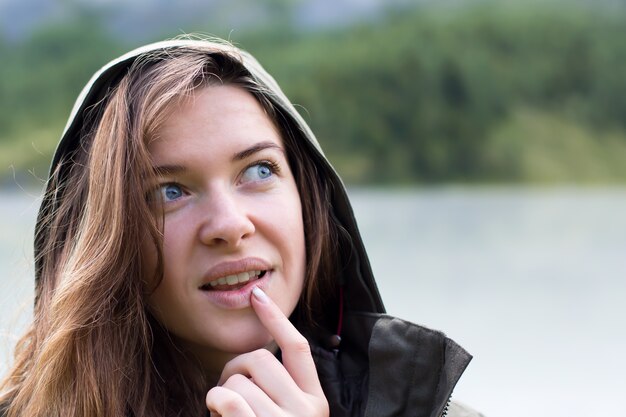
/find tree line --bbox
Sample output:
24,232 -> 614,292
1,1 -> 625,186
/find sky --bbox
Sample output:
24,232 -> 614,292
0,0 -> 417,41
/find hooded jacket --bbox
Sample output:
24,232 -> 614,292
35,40 -> 478,417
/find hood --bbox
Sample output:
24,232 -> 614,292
35,39 -> 386,320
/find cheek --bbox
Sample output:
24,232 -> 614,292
258,188 -> 306,282
282,194 -> 306,280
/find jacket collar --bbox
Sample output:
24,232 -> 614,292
312,312 -> 472,417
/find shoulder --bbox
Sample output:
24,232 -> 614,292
447,400 -> 486,417
313,312 -> 477,417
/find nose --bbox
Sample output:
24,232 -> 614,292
197,190 -> 255,248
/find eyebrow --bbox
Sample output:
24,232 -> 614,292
152,141 -> 285,175
153,164 -> 186,176
232,141 -> 285,162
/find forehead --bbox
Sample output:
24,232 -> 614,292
147,85 -> 285,161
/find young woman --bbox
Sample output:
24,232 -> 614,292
0,39 -> 478,417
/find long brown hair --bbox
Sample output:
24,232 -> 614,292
0,43 -> 339,417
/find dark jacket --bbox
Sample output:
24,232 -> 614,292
37,40 -> 477,417
310,313 -> 474,417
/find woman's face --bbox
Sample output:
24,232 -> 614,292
143,85 -> 306,372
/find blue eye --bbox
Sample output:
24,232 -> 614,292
160,183 -> 184,202
257,165 -> 272,179
242,163 -> 275,182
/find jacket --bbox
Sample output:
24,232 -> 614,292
37,39 -> 478,417
310,312 -> 478,417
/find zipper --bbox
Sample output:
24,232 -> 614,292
440,394 -> 452,417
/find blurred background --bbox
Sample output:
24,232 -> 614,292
1,0 -> 625,416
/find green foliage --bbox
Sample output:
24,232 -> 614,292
0,20 -> 124,133
1,0 -> 626,186
0,19 -> 125,185
483,107 -> 626,183
238,1 -> 626,183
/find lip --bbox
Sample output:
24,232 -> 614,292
199,272 -> 271,309
198,257 -> 273,310
201,257 -> 272,287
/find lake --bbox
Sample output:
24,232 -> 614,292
1,187 -> 625,417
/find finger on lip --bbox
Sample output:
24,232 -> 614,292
249,286 -> 324,396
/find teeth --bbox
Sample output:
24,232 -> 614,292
204,270 -> 265,289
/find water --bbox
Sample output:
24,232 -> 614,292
348,187 -> 626,417
1,187 -> 625,417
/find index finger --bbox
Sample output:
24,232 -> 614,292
250,286 -> 323,395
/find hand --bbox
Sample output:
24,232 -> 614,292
205,286 -> 330,417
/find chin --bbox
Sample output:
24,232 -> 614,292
193,321 -> 276,355
221,331 -> 275,355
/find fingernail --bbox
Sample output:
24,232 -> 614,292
252,286 -> 269,304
